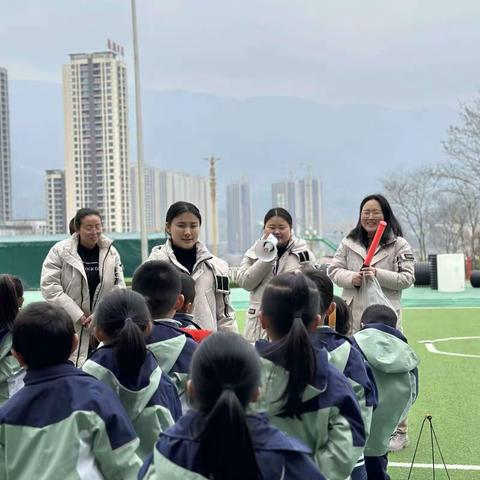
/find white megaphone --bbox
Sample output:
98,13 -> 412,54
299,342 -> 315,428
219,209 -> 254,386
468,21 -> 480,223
254,234 -> 278,262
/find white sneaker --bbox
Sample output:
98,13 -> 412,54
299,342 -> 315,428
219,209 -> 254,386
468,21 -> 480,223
389,431 -> 409,452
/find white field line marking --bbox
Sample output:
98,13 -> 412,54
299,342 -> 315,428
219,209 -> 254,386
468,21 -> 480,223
418,336 -> 480,358
390,462 -> 480,471
404,306 -> 480,310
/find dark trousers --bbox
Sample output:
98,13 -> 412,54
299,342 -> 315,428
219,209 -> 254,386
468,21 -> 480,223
351,463 -> 368,480
365,454 -> 390,480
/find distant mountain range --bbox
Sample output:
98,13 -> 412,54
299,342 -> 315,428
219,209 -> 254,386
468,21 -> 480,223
9,80 -> 457,234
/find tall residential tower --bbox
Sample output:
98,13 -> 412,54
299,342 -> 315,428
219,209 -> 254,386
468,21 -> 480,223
0,67 -> 12,222
45,169 -> 66,234
227,181 -> 253,253
63,51 -> 130,232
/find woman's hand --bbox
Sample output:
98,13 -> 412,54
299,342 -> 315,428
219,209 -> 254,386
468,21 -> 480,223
79,314 -> 93,327
352,272 -> 363,287
360,266 -> 377,279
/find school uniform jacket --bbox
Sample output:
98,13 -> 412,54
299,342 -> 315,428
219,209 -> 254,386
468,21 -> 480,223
148,240 -> 237,332
237,237 -> 316,341
313,326 -> 378,474
328,235 -> 415,332
146,319 -> 197,396
0,362 -> 141,480
352,324 -> 419,457
254,341 -> 366,480
83,347 -> 181,460
138,411 -> 326,480
0,329 -> 24,406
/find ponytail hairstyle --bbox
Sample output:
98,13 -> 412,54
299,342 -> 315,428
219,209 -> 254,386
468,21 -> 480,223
95,289 -> 151,381
190,332 -> 261,480
261,272 -> 320,417
0,274 -> 19,331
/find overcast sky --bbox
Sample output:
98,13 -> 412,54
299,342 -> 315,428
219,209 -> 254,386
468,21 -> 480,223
2,0 -> 480,107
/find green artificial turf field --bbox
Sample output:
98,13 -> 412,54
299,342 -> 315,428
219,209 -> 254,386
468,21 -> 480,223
386,308 -> 480,480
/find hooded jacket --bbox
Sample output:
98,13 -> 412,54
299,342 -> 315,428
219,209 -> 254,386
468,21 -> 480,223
138,411 -> 326,480
145,319 -> 197,397
353,323 -> 419,457
83,347 -> 181,460
40,233 -> 125,322
328,235 -> 415,332
237,237 -> 316,341
254,341 -> 366,480
148,240 -> 237,333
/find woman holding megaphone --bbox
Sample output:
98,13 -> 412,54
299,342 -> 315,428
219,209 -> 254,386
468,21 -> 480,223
237,208 -> 316,341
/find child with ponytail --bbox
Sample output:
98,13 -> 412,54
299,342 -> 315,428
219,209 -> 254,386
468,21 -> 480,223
255,272 -> 366,480
0,274 -> 24,405
82,289 -> 181,459
139,331 -> 325,480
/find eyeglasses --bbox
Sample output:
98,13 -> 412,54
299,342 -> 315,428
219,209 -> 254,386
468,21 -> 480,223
361,210 -> 383,218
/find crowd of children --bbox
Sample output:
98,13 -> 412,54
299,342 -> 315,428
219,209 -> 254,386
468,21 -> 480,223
0,262 -> 419,479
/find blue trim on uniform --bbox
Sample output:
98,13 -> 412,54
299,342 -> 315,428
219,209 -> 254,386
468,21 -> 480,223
362,323 -> 408,343
0,362 -> 136,450
146,322 -> 196,374
89,347 -> 182,418
314,328 -> 378,408
173,312 -> 201,330
88,346 -> 158,391
255,340 -> 366,448
138,411 -> 325,480
146,372 -> 182,421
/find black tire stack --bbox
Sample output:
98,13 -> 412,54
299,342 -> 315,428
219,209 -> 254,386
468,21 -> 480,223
428,254 -> 438,290
471,271 -> 480,288
414,262 -> 431,287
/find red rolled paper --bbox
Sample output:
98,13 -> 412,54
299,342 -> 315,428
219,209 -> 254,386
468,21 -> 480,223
363,221 -> 387,267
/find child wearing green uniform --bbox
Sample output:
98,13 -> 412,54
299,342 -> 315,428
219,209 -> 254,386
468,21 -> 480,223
352,305 -> 419,480
0,302 -> 142,479
83,289 -> 181,460
254,272 -> 366,480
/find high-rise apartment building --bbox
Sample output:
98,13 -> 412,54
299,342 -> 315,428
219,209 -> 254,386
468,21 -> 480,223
226,181 -> 253,253
130,166 -> 213,245
271,176 -> 322,238
63,51 -> 130,232
45,170 -> 66,234
272,180 -> 296,214
0,67 -> 12,222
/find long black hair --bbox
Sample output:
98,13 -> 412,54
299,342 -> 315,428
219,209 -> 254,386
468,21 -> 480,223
190,331 -> 261,480
95,289 -> 151,381
261,272 -> 319,417
332,295 -> 351,336
347,194 -> 403,248
0,274 -> 19,331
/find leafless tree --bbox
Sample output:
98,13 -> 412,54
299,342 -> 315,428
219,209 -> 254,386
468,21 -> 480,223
440,95 -> 480,265
381,165 -> 439,261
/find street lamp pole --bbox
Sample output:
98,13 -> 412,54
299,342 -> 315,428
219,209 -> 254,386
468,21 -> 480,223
131,0 -> 148,261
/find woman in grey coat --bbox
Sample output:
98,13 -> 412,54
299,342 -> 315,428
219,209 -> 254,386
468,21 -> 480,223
40,208 -> 125,366
328,193 -> 415,453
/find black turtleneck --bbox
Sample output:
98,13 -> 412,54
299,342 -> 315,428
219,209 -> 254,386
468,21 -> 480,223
172,243 -> 197,274
277,244 -> 288,259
